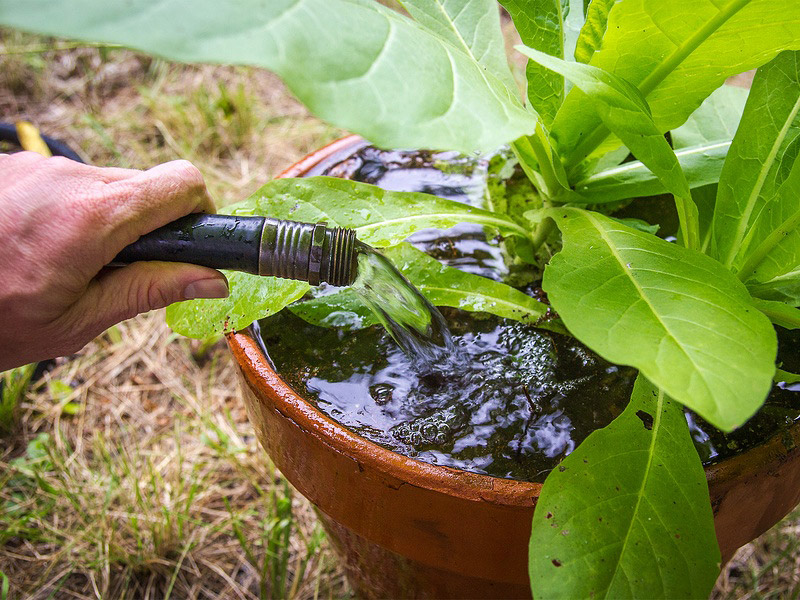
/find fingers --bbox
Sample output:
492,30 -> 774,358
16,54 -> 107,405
62,261 -> 229,345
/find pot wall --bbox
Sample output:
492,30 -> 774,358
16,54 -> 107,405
229,136 -> 800,598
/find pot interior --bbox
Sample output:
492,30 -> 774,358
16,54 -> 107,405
257,144 -> 800,483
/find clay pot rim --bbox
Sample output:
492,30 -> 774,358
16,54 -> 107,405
228,134 -> 800,507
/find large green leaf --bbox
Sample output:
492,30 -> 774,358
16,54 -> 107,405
517,48 -> 699,248
167,276 -> 309,339
399,0 -> 517,95
711,52 -> 800,269
0,0 -> 535,153
230,177 -> 532,247
529,375 -> 720,599
542,208 -> 776,431
551,0 -> 800,168
291,242 -> 559,330
500,0 -> 566,125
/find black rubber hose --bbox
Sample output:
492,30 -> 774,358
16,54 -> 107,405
0,122 -> 84,162
113,213 -> 265,274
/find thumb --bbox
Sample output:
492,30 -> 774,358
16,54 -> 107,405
74,261 -> 229,334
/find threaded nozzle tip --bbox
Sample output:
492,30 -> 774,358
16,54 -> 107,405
322,227 -> 358,286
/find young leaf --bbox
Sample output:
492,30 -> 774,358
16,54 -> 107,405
289,290 -> 373,330
230,177 -> 532,247
168,176 -> 537,339
500,0 -> 567,124
399,0 -> 517,95
610,218 -> 659,236
750,298 -> 800,330
530,375 -> 720,599
0,0 -> 535,154
516,48 -> 700,249
747,264 -> 800,306
542,208 -> 776,431
776,369 -> 800,383
712,51 -> 800,269
693,184 -> 718,254
291,243 -> 559,331
166,276 -> 309,339
551,0 -> 800,168
573,0 -> 614,64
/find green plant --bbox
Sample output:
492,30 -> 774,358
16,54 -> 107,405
4,0 -> 800,597
0,363 -> 35,431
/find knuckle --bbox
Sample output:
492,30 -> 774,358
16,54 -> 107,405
8,150 -> 45,166
47,155 -> 80,174
173,160 -> 206,192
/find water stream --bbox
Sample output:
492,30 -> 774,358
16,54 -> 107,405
351,242 -> 457,370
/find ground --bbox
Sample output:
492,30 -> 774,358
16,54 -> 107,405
0,28 -> 798,600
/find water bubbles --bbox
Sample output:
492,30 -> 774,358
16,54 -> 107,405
391,405 -> 467,449
369,383 -> 393,405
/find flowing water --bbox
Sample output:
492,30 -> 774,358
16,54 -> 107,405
258,145 -> 800,482
351,242 -> 456,370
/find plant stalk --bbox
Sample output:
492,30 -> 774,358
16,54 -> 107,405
736,208 -> 800,281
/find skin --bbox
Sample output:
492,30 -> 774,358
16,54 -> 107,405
0,152 -> 230,371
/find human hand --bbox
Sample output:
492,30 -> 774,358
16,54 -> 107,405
0,152 -> 229,370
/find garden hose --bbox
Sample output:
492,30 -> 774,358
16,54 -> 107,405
0,122 -> 84,162
113,214 -> 360,287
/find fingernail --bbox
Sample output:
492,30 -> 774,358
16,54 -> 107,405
184,278 -> 229,300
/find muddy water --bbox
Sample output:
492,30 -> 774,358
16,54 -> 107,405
259,145 -> 800,482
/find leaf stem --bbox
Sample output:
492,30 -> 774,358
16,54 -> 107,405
530,215 -> 555,251
736,207 -> 800,280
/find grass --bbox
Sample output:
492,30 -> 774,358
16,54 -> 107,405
712,507 -> 800,599
1,26 -> 800,600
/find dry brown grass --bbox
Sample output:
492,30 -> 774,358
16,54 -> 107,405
712,507 -> 800,599
0,30 -> 347,599
1,26 -> 799,600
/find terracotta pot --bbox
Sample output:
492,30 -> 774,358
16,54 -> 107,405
227,136 -> 800,599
